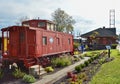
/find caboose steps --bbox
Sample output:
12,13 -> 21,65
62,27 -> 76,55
24,58 -> 36,68
29,65 -> 47,77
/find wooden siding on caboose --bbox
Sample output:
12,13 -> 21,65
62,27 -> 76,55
35,29 -> 43,56
9,28 -> 19,57
27,29 -> 36,57
1,26 -> 27,59
1,26 -> 37,59
35,29 -> 73,57
1,26 -> 73,60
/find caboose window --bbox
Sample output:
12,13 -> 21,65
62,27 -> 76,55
38,22 -> 45,27
22,22 -> 29,27
57,38 -> 60,45
68,38 -> 70,44
43,36 -> 47,45
20,32 -> 25,42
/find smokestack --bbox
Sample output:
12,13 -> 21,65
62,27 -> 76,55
103,26 -> 105,29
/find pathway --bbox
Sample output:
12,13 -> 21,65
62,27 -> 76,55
34,57 -> 90,84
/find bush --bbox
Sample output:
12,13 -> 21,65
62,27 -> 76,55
73,42 -> 80,49
78,72 -> 88,81
111,44 -> 117,49
78,72 -> 86,79
82,53 -> 93,57
51,56 -> 72,67
12,68 -> 26,78
84,61 -> 89,67
80,64 -> 85,68
90,57 -> 94,61
23,74 -> 36,83
88,59 -> 92,63
99,58 -> 106,64
45,66 -> 54,72
75,65 -> 82,72
0,69 -> 3,79
74,51 -> 80,55
94,54 -> 99,58
79,55 -> 84,59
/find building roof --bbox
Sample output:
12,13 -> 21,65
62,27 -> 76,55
81,27 -> 117,38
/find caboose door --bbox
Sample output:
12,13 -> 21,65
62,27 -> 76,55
19,30 -> 26,58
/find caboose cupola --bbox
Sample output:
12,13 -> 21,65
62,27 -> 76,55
22,19 -> 56,31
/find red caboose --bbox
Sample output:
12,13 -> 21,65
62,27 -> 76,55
1,19 -> 73,68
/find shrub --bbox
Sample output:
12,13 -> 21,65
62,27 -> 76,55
78,72 -> 88,81
78,72 -> 85,79
51,56 -> 72,67
0,69 -> 3,79
76,79 -> 83,84
73,55 -> 80,61
73,42 -> 80,49
71,74 -> 78,82
84,61 -> 89,67
99,58 -> 106,65
111,44 -> 117,49
88,59 -> 92,63
80,64 -> 85,68
93,56 -> 97,59
79,55 -> 84,59
67,71 -> 74,78
82,53 -> 93,57
45,66 -> 54,72
94,53 -> 99,59
23,74 -> 36,83
74,51 -> 80,55
12,68 -> 26,78
90,57 -> 94,61
75,65 -> 82,72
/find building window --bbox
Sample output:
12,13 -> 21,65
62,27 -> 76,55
68,38 -> 70,44
43,36 -> 47,45
38,22 -> 45,27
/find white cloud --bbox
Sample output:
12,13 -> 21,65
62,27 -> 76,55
0,0 -> 120,34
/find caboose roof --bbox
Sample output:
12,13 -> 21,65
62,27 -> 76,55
22,19 -> 56,24
1,26 -> 29,31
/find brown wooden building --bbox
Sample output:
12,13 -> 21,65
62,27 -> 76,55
81,27 -> 118,49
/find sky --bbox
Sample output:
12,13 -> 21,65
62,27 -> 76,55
0,0 -> 120,36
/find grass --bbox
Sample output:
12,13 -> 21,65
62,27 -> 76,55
90,49 -> 120,84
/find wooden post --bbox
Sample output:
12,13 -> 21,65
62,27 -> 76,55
108,49 -> 110,58
105,45 -> 111,58
39,64 -> 40,79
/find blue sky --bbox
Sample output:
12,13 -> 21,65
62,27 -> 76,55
0,0 -> 120,36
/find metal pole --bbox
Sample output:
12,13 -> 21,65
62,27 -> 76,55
108,49 -> 110,58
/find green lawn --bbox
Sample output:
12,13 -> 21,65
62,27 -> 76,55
90,49 -> 120,84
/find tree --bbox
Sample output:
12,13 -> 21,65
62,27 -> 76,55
90,31 -> 99,44
52,8 -> 75,33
